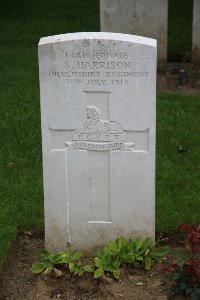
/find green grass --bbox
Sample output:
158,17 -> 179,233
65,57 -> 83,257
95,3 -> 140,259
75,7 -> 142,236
0,0 -> 100,266
0,0 -> 199,266
156,93 -> 200,232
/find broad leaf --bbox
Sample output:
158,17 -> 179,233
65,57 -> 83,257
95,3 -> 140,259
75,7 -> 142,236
112,256 -> 120,268
40,249 -> 51,259
104,252 -> 111,265
106,264 -> 120,275
96,249 -> 104,258
68,262 -> 75,272
95,257 -> 104,269
153,246 -> 169,257
94,268 -> 104,278
143,237 -> 153,251
31,263 -> 49,274
83,265 -> 94,273
59,253 -> 69,264
113,269 -> 120,279
72,251 -> 82,261
152,256 -> 162,263
123,253 -> 135,264
136,255 -> 144,261
66,248 -> 73,258
108,241 -> 118,252
135,239 -> 143,252
117,236 -> 126,250
52,253 -> 64,263
145,256 -> 152,270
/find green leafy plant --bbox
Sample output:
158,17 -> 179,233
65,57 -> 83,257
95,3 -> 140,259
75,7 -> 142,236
32,248 -> 93,277
62,248 -> 93,276
31,236 -> 169,280
163,224 -> 200,300
94,236 -> 169,279
31,249 -> 64,275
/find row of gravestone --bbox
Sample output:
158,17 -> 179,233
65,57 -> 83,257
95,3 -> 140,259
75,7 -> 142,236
100,0 -> 200,64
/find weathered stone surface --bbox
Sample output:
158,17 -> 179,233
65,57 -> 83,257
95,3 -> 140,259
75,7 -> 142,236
192,0 -> 200,64
100,0 -> 168,63
38,32 -> 156,253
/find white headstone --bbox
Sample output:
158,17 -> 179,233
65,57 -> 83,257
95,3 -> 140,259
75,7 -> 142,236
100,0 -> 168,63
192,0 -> 200,64
39,32 -> 156,253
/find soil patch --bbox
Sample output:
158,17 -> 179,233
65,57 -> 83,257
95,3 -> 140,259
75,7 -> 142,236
157,63 -> 200,95
0,230 -> 187,300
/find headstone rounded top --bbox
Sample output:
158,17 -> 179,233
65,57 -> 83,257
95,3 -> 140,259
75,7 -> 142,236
39,28 -> 156,252
39,32 -> 157,47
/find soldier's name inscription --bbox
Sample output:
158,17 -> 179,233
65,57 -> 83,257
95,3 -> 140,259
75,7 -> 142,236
40,50 -> 149,85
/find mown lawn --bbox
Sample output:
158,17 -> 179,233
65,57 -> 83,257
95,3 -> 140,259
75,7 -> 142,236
0,0 -> 199,266
0,0 -> 100,266
156,92 -> 200,232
